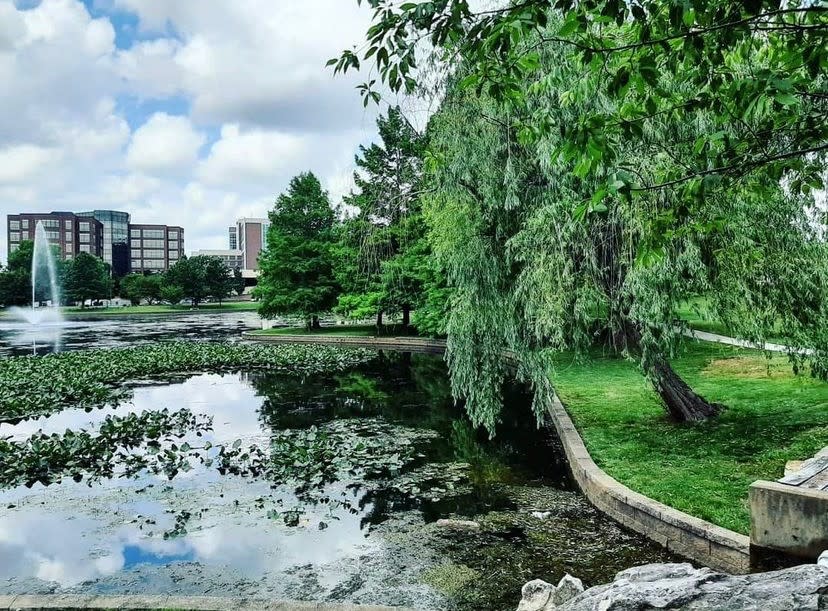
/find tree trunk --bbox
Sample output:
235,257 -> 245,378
311,315 -> 321,330
649,358 -> 723,421
621,322 -> 722,422
376,310 -> 383,328
402,306 -> 410,328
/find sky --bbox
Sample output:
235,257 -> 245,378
0,0 -> 394,263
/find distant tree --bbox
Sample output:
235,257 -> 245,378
120,274 -> 145,305
204,256 -> 232,305
335,108 -> 428,327
7,240 -> 34,273
141,274 -> 163,305
65,252 -> 109,308
165,256 -> 210,307
256,172 -> 339,329
159,284 -> 184,306
233,267 -> 245,296
0,267 -> 30,306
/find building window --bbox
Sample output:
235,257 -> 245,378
131,239 -> 141,248
9,243 -> 18,253
143,249 -> 164,259
21,219 -> 29,229
144,259 -> 165,269
143,229 -> 164,239
9,220 -> 19,230
131,229 -> 141,238
80,233 -> 90,243
141,239 -> 165,249
168,250 -> 179,260
9,232 -> 20,242
168,230 -> 179,239
65,232 -> 73,242
168,240 -> 179,249
43,219 -> 59,229
79,222 -> 90,231
131,249 -> 142,258
79,245 -> 90,253
131,259 -> 142,268
45,231 -> 60,240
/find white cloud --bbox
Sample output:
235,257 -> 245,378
0,144 -> 62,184
0,0 -> 401,262
126,112 -> 205,175
197,125 -> 307,187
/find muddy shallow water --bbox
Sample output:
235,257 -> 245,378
0,351 -> 679,610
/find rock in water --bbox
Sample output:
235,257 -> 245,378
435,518 -> 480,531
517,562 -> 828,610
517,579 -> 556,611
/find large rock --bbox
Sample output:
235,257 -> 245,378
517,562 -> 828,611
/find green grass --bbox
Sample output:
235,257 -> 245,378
551,341 -> 828,534
64,302 -> 259,316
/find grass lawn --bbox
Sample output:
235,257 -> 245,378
551,340 -> 828,534
250,324 -> 399,337
64,302 -> 259,316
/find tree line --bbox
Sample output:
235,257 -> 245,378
0,243 -> 244,308
255,107 -> 449,334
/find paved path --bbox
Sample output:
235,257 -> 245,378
682,329 -> 813,355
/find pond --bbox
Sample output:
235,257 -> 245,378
0,311 -> 262,357
0,350 -> 678,610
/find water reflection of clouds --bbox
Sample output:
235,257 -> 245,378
0,373 -> 381,592
0,494 -> 377,590
1,373 -> 267,444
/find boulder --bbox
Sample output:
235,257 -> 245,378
517,562 -> 828,610
818,550 -> 828,568
517,579 -> 556,611
552,574 -> 584,606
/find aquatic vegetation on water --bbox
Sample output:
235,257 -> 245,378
0,342 -> 374,421
0,409 -> 213,488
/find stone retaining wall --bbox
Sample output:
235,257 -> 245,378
244,334 -> 752,573
0,595 -> 409,610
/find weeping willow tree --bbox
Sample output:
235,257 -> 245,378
424,38 -> 828,430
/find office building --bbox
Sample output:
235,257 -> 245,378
233,217 -> 270,271
7,212 -> 103,260
129,224 -> 184,273
228,226 -> 237,250
78,210 -> 131,276
191,249 -> 243,269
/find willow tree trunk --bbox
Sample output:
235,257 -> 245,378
649,357 -> 722,421
376,310 -> 383,327
311,315 -> 321,330
402,306 -> 410,328
620,324 -> 722,422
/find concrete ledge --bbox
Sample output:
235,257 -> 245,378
750,480 -> 828,560
243,334 -> 752,572
242,332 -> 447,354
0,595 -> 411,610
547,394 -> 751,573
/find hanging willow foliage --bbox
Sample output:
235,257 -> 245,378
423,34 -> 828,431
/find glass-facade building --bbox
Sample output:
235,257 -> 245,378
78,210 -> 131,276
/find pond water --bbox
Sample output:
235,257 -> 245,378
0,311 -> 262,357
0,351 -> 678,610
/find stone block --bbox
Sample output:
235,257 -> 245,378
750,480 -> 828,560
